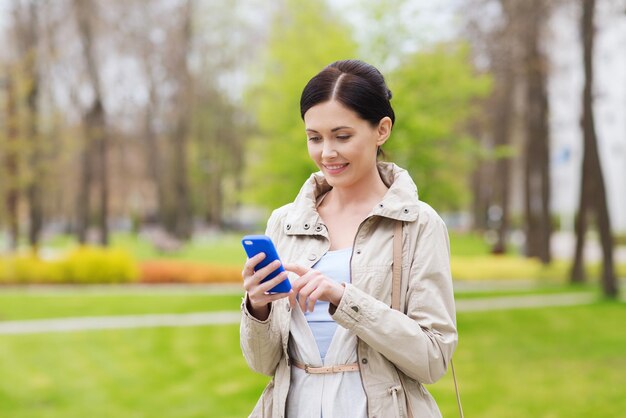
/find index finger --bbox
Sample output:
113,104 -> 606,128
242,252 -> 266,277
283,263 -> 310,277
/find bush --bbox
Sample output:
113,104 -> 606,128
0,247 -> 139,284
451,255 -> 568,281
62,247 -> 139,284
0,255 -> 65,284
139,260 -> 241,284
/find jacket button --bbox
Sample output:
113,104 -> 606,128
356,249 -> 361,255
286,224 -> 291,230
308,254 -> 317,261
304,223 -> 310,230
403,208 -> 409,214
315,225 -> 322,232
351,306 -> 359,312
378,203 -> 384,208
361,358 -> 368,364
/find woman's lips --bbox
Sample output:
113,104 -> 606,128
323,163 -> 348,175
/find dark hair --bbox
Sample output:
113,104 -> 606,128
300,60 -> 395,127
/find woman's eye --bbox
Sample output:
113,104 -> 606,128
337,135 -> 351,140
308,136 -> 321,142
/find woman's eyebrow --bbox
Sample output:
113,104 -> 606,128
305,126 -> 352,133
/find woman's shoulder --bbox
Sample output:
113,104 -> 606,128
409,200 -> 448,238
266,203 -> 294,230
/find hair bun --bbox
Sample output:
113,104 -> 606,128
386,89 -> 393,100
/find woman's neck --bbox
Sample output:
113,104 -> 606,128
324,168 -> 389,211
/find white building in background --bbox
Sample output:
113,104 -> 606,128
548,2 -> 626,233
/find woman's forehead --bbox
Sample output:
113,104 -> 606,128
304,100 -> 362,130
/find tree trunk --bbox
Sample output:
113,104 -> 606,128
491,49 -> 515,254
572,0 -> 617,297
21,1 -> 43,253
74,0 -> 109,246
571,184 -> 589,282
523,0 -> 551,264
4,71 -> 20,251
168,0 -> 193,240
142,69 -> 166,227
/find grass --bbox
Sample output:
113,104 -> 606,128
0,283 -> 605,320
0,325 -> 269,418
0,290 -> 244,321
439,301 -> 626,417
1,300 -> 625,417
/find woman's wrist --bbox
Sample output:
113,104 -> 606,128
328,283 -> 346,315
246,295 -> 271,321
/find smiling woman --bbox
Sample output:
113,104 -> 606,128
240,60 -> 458,418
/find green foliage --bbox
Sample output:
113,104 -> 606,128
0,255 -> 65,284
386,43 -> 492,210
0,247 -> 138,284
448,231 -> 493,256
243,0 -> 357,208
62,247 -> 139,284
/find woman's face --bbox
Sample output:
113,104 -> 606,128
304,100 -> 391,189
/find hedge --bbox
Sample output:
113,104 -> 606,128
0,247 -> 138,284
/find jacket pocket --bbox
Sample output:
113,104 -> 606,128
399,374 -> 442,418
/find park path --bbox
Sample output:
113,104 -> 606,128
0,291 -> 614,335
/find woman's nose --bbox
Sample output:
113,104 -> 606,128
321,141 -> 337,159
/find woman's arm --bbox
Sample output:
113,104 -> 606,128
239,208 -> 290,376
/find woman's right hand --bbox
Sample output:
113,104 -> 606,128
242,253 -> 292,320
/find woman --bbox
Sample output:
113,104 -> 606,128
241,60 -> 457,418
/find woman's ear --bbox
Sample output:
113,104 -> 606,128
376,116 -> 393,146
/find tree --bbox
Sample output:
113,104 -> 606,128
522,0 -> 552,264
571,0 -> 617,298
73,0 -> 110,246
3,70 -> 20,251
244,0 -> 357,209
13,0 -> 44,252
386,44 -> 491,211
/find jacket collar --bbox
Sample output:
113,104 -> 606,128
283,162 -> 420,236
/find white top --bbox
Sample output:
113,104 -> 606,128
286,248 -> 368,418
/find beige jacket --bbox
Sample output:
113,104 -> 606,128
240,162 -> 457,418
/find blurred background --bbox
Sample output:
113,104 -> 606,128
0,0 -> 624,417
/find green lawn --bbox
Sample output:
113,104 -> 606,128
1,292 -> 625,417
0,291 -> 243,321
0,284 -> 600,320
0,325 -> 268,418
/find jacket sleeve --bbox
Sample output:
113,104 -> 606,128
331,207 -> 457,384
239,209 -> 286,376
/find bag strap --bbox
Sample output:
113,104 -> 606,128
392,221 -> 464,418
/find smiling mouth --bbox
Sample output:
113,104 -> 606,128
323,163 -> 349,174
324,164 -> 347,169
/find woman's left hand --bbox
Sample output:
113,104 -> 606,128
284,264 -> 345,313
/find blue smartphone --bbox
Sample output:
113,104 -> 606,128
241,235 -> 292,293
